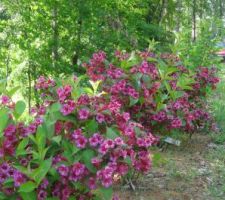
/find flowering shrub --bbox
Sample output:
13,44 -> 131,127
0,75 -> 157,200
0,50 -> 219,200
83,51 -> 219,135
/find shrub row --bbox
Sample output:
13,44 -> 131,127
0,50 -> 219,200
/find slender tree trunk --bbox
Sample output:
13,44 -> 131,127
52,2 -> 59,70
192,0 -> 196,42
33,64 -> 39,106
158,0 -> 166,24
5,48 -> 10,87
27,62 -> 31,113
199,0 -> 203,19
72,18 -> 82,67
175,0 -> 182,32
219,0 -> 223,19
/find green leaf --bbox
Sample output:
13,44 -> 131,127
85,119 -> 98,134
50,102 -> 61,113
89,80 -> 102,94
121,52 -> 140,69
71,87 -> 83,100
62,140 -> 80,164
19,181 -> 37,192
176,74 -> 195,90
52,135 -> 62,145
147,57 -> 157,62
3,178 -> 14,188
31,157 -> 52,185
6,86 -> 20,97
13,165 -> 29,176
124,157 -> 132,165
0,108 -> 9,137
48,167 -> 60,181
43,119 -> 55,139
106,127 -> 119,139
129,97 -> 139,106
83,87 -> 94,95
0,79 -> 6,93
81,149 -> 96,173
0,192 -> 6,200
16,137 -> 29,157
36,125 -> 46,153
15,101 -> 26,118
97,187 -> 113,200
20,191 -> 36,200
163,80 -> 171,93
170,91 -> 184,100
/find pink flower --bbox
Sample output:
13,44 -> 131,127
136,138 -> 145,147
1,95 -> 10,105
116,163 -> 129,176
91,157 -> 102,168
72,129 -> 82,139
89,133 -> 102,147
96,113 -> 105,123
13,171 -> 26,187
114,137 -> 124,146
35,76 -> 55,89
98,144 -> 108,155
88,177 -> 97,190
77,95 -> 90,105
97,166 -> 114,187
122,112 -> 130,122
58,165 -> 69,177
37,190 -> 47,200
69,162 -> 88,182
104,139 -> 115,149
4,124 -> 16,137
60,100 -> 75,115
57,85 -> 72,102
75,135 -> 88,149
55,121 -> 63,134
78,108 -> 90,120
170,118 -> 182,128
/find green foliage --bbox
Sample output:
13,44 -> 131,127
106,127 -> 119,139
14,100 -> 26,119
19,181 -> 37,193
32,158 -> 52,185
94,187 -> 113,200
172,19 -> 224,68
0,108 -> 9,136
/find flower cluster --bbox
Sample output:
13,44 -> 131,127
0,163 -> 26,189
35,76 -> 55,90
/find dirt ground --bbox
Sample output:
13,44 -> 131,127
115,134 -> 225,200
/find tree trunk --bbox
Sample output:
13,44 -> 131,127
158,0 -> 166,24
33,64 -> 39,106
219,0 -> 223,19
52,2 -> 59,70
72,18 -> 82,67
175,0 -> 182,32
5,48 -> 10,87
192,0 -> 196,42
27,62 -> 32,113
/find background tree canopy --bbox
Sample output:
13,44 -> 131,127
0,0 -> 224,107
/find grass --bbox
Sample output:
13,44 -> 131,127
207,68 -> 225,198
209,67 -> 225,144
